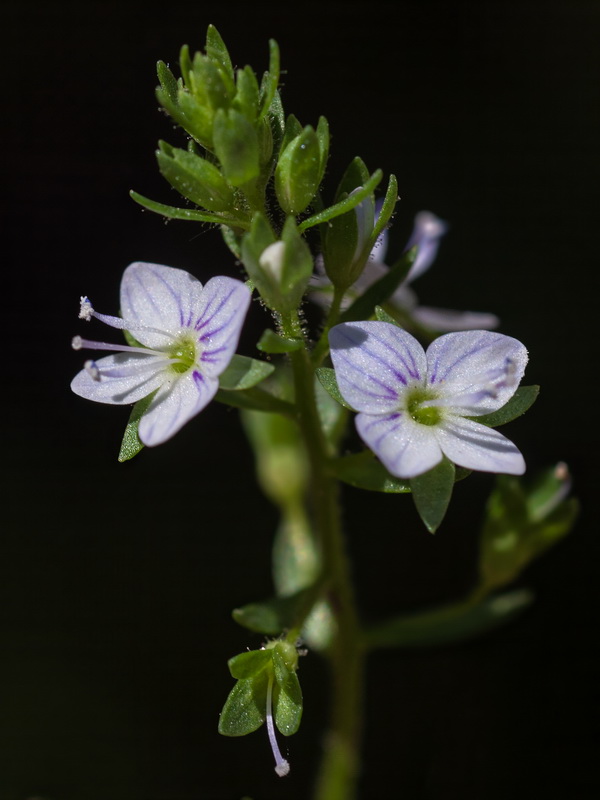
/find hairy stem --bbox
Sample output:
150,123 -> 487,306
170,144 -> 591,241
282,311 -> 365,800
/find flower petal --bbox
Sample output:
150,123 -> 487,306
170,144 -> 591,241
138,370 -> 219,446
411,306 -> 500,332
436,416 -> 525,475
70,353 -> 167,404
329,321 -> 427,413
194,276 -> 252,377
426,330 -> 528,414
404,211 -> 449,283
120,262 -> 205,348
355,412 -> 443,478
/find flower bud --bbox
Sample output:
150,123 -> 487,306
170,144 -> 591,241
242,215 -> 313,312
275,125 -> 322,215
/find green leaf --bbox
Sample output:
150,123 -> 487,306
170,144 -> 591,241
315,367 -> 354,409
410,458 -> 456,533
257,329 -> 304,353
233,65 -> 260,123
218,672 -> 269,736
233,587 -> 317,635
156,60 -> 178,103
315,116 -> 330,184
215,385 -> 294,414
227,649 -> 273,680
369,174 -> 399,247
259,39 -> 281,119
213,108 -> 260,187
365,589 -> 534,649
340,247 -> 417,323
330,451 -> 411,493
129,190 -> 250,230
335,156 -> 370,198
275,126 -> 322,215
218,355 -> 275,391
156,141 -> 235,212
118,393 -> 156,462
297,169 -> 383,232
205,24 -> 234,82
470,385 -> 540,427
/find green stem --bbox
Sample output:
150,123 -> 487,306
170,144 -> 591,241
311,286 -> 345,367
281,311 -> 364,800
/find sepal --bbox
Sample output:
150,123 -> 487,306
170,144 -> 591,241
117,392 -> 157,462
218,354 -> 275,391
257,329 -> 304,353
469,385 -> 540,427
316,367 -> 354,410
228,648 -> 272,679
410,457 -> 456,533
218,672 -> 269,736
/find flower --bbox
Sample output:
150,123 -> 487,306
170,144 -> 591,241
329,321 -> 528,478
71,261 -> 251,446
311,210 -> 499,332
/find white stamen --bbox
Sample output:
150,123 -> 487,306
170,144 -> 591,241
84,360 -> 101,381
79,296 -> 94,321
71,336 -> 169,359
266,675 -> 290,778
75,296 -> 180,341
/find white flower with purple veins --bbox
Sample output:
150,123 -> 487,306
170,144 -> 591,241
312,210 -> 499,332
71,262 -> 251,446
329,321 -> 528,478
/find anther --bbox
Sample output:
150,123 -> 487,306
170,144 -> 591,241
79,296 -> 94,321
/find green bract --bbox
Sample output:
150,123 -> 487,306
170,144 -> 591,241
275,118 -> 328,214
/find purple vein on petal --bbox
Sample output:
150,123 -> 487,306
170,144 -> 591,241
428,336 -> 490,385
365,328 -> 422,381
194,286 -> 237,332
334,350 -> 399,401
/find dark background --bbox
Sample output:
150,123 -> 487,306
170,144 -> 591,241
2,1 -> 599,798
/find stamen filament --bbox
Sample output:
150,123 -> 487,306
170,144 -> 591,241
266,675 -> 290,778
78,296 -> 177,340
71,335 -> 169,359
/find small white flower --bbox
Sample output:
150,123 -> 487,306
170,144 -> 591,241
71,262 -> 251,446
329,321 -> 528,478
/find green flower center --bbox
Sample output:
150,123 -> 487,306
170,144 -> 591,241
407,387 -> 442,426
169,337 -> 197,374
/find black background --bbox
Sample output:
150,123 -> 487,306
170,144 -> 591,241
2,1 -> 599,798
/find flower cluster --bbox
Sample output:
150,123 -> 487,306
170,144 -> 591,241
71,262 -> 250,446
